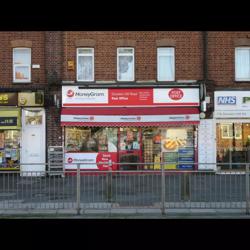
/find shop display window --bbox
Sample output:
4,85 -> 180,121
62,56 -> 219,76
217,122 -> 250,170
142,127 -> 195,170
64,126 -> 196,171
65,127 -> 118,153
119,128 -> 140,151
0,130 -> 20,168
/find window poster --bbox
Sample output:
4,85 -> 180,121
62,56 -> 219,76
161,128 -> 188,152
0,133 -> 4,149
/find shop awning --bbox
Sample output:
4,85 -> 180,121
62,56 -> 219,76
61,107 -> 200,127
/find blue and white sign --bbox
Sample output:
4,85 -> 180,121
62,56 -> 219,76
217,96 -> 236,105
214,91 -> 250,118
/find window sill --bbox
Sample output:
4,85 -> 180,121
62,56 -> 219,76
12,81 -> 32,84
77,80 -> 95,83
234,80 -> 250,83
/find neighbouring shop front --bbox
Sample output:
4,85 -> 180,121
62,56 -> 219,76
61,86 -> 200,171
0,91 -> 45,174
214,91 -> 250,170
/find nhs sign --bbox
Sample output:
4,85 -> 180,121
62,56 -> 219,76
217,96 -> 236,105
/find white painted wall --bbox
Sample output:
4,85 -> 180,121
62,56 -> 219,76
198,119 -> 217,170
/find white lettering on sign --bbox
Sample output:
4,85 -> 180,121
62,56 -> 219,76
217,96 -> 236,105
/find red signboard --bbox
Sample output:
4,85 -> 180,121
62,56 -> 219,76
109,89 -> 153,106
62,87 -> 200,107
96,152 -> 117,170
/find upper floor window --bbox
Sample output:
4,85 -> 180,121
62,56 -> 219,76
235,47 -> 250,81
77,48 -> 94,82
157,47 -> 175,81
117,48 -> 134,81
13,48 -> 31,83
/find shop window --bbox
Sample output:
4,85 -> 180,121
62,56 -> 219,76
220,123 -> 242,139
157,47 -> 175,81
0,130 -> 20,168
65,127 -> 118,153
77,48 -> 94,82
221,124 -> 233,139
235,47 -> 250,81
142,127 -> 195,170
117,47 -> 134,81
13,48 -> 31,82
216,123 -> 250,170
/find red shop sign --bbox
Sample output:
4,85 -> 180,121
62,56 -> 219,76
168,88 -> 184,101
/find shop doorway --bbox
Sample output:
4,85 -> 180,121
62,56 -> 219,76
21,108 -> 46,175
118,127 -> 142,170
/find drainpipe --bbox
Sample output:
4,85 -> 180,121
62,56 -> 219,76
200,31 -> 207,112
203,31 -> 208,84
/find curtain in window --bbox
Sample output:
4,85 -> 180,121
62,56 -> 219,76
118,56 -> 133,81
158,55 -> 174,81
236,49 -> 250,79
78,56 -> 93,81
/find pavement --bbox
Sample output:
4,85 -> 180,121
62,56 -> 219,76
0,208 -> 250,218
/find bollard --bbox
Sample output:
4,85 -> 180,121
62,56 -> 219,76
246,164 -> 250,215
76,163 -> 81,215
161,163 -> 166,215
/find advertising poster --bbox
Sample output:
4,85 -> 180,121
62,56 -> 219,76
18,92 -> 44,106
65,152 -> 117,170
0,133 -> 4,149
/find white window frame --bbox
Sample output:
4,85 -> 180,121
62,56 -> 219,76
117,47 -> 135,82
77,48 -> 94,82
221,124 -> 233,139
157,47 -> 175,82
235,47 -> 250,81
13,48 -> 31,83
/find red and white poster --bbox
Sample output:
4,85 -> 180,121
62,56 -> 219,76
65,152 -> 117,170
62,86 -> 200,107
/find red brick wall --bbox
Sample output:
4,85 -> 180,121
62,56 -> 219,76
62,31 -> 203,82
0,32 -> 46,85
207,32 -> 250,89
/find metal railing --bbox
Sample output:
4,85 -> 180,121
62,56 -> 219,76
0,162 -> 249,215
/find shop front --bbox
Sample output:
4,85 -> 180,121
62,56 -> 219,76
214,91 -> 250,170
0,93 -> 21,170
61,86 -> 200,171
0,91 -> 45,174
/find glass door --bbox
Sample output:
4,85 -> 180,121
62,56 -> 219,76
118,127 -> 142,170
216,122 -> 250,170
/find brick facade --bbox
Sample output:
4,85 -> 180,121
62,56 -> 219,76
61,31 -> 203,82
2,31 -> 250,148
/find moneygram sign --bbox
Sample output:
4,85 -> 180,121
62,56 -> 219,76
62,87 -> 108,106
62,86 -> 200,107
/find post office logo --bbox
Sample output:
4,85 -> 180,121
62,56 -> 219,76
168,88 -> 184,101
